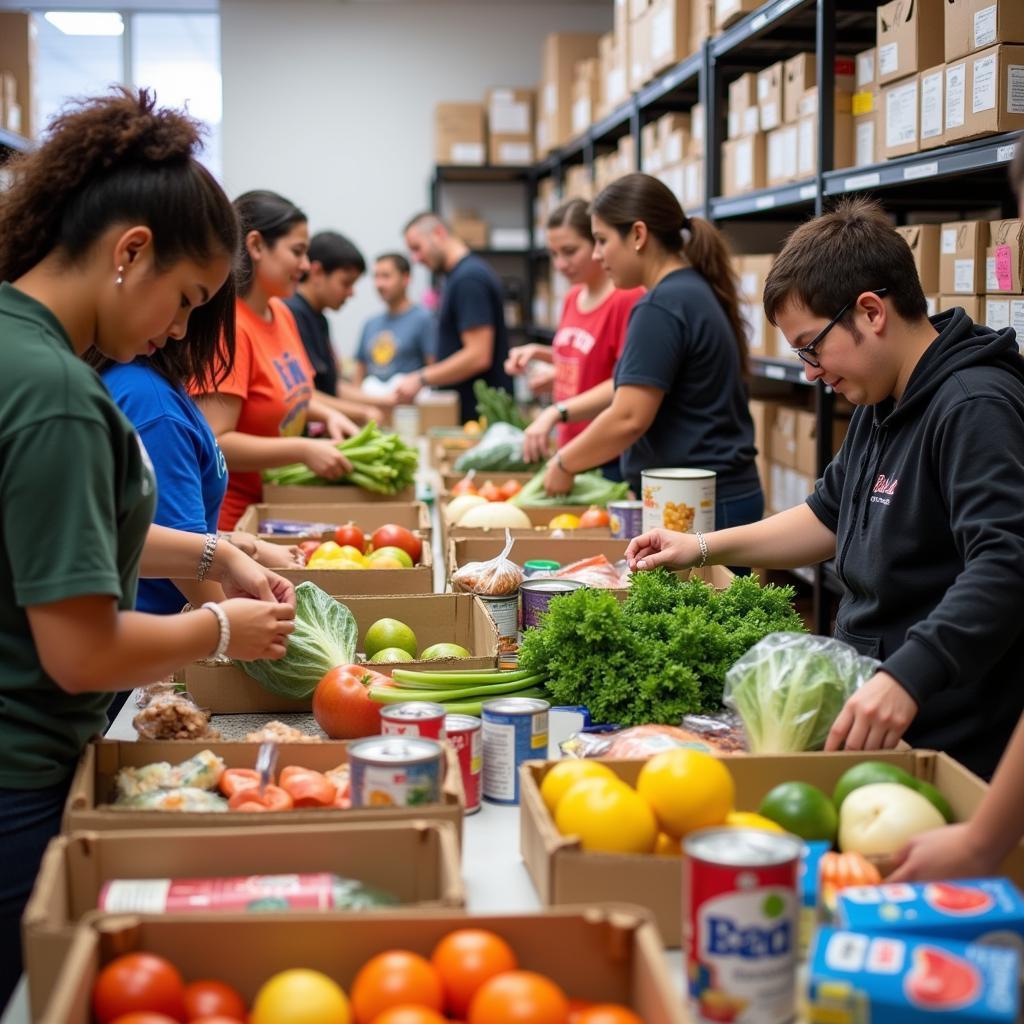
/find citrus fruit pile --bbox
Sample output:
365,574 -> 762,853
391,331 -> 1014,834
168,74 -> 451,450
363,618 -> 471,665
303,524 -> 423,571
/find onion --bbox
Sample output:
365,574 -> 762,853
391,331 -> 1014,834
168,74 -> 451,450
444,494 -> 488,527
457,502 -> 533,530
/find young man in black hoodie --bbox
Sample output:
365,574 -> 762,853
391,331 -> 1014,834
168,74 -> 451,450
626,195 -> 1024,780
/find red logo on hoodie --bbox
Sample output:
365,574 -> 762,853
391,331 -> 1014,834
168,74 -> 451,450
873,474 -> 899,496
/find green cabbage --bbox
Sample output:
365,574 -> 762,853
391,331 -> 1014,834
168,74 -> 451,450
238,582 -> 357,698
723,632 -> 878,753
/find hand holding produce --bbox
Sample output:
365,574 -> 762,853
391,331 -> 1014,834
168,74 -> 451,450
511,468 -> 628,509
838,782 -> 946,857
302,437 -> 355,480
823,669 -> 919,753
624,528 -> 702,572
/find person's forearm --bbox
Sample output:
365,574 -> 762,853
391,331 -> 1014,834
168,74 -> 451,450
964,714 -> 1024,863
315,390 -> 375,423
176,579 -> 226,607
216,431 -> 310,472
348,364 -> 366,387
307,396 -> 335,423
705,504 -> 836,568
564,379 -> 614,421
424,347 -> 490,387
558,401 -> 646,472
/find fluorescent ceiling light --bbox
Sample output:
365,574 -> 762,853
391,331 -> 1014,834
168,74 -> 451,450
44,12 -> 125,36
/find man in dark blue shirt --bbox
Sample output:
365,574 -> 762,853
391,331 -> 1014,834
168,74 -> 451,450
395,212 -> 512,421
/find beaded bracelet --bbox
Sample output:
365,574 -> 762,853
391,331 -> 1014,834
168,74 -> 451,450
197,533 -> 218,582
202,601 -> 230,660
695,530 -> 710,568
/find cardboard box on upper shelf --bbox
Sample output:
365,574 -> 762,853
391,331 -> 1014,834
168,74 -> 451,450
876,0 -> 945,86
757,61 -> 784,131
722,131 -> 767,196
689,100 -> 705,156
648,0 -> 689,77
486,87 -> 535,166
434,102 -> 485,165
766,123 -> 799,186
541,32 -> 601,153
796,111 -> 853,178
946,43 -> 1024,143
896,224 -> 942,294
881,74 -> 920,159
940,220 -> 990,294
598,32 -> 629,118
571,59 -> 600,139
690,0 -> 712,55
0,13 -> 35,138
737,254 -> 775,357
564,162 -> 592,201
856,46 -> 878,91
783,53 -> 816,124
728,72 -> 760,139
986,219 -> 1024,294
628,7 -> 653,91
713,0 -> 758,32
451,211 -> 488,249
945,0 -> 1024,62
852,89 -> 880,167
658,111 -> 690,163
941,293 -> 985,319
641,120 -> 662,173
918,63 -> 946,148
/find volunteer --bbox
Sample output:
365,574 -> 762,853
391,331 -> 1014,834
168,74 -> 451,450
541,174 -> 762,532
627,194 -> 1024,780
193,191 -> 361,529
505,198 -> 644,481
396,212 -> 513,421
0,90 -> 295,1009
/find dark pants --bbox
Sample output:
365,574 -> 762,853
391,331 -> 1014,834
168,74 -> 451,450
0,778 -> 72,1014
716,487 -> 765,577
599,458 -> 624,483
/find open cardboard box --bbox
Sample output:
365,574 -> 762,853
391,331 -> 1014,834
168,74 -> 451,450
262,483 -> 415,504
272,539 -> 433,595
38,906 -> 684,1024
440,468 -> 537,495
24,819 -> 462,1020
235,501 -> 431,540
520,750 -> 999,947
179,593 -> 499,714
443,502 -> 613,543
63,739 -> 465,836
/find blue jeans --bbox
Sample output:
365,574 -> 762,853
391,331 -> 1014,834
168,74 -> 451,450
0,778 -> 72,1013
715,487 -> 765,576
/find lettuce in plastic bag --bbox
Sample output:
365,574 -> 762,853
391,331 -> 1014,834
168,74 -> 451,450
238,582 -> 357,698
723,632 -> 878,753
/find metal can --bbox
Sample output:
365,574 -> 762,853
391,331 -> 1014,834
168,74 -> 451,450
481,697 -> 550,805
608,499 -> 644,540
381,701 -> 448,740
444,713 -> 482,814
683,827 -> 802,1024
641,468 -> 717,535
520,578 -> 585,635
348,736 -> 443,809
523,559 -> 560,578
393,404 -> 421,445
478,592 -> 520,658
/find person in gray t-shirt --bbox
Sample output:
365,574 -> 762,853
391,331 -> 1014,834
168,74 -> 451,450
355,253 -> 435,385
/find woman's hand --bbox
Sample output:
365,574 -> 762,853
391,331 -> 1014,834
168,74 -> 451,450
504,343 -> 546,376
543,457 -> 575,497
217,598 -> 295,661
253,538 -> 305,568
626,529 -> 701,571
212,541 -> 296,607
523,406 -> 559,464
526,363 -> 556,396
322,408 -> 359,441
301,438 -> 353,480
887,823 -> 1000,882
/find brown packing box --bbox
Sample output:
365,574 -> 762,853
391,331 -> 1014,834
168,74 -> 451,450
0,13 -> 35,138
571,60 -> 601,138
986,219 -> 1024,293
940,220 -> 990,294
690,0 -> 712,56
0,70 -> 20,134
797,87 -> 854,119
941,293 -> 986,319
713,0 -> 758,32
648,0 -> 689,77
416,390 -> 461,433
737,254 -> 775,357
434,102 -> 485,165
599,32 -> 630,117
727,72 -> 759,139
794,409 -> 850,476
896,224 -> 942,294
881,74 -> 920,158
487,87 -> 535,166
39,908 -> 684,1024
796,111 -> 853,177
946,43 -> 1024,142
235,501 -> 430,540
542,33 -> 601,151
757,61 -> 785,131
658,111 -> 690,164
179,593 -> 501,714
64,739 -> 465,835
918,64 -> 946,148
521,750 -> 1001,947
721,132 -> 767,197
273,537 -> 433,595
876,0 -> 945,86
24,821 -> 463,1020
263,483 -> 415,504
783,53 -> 815,124
985,295 -> 1024,332
945,0 -> 1024,62
853,107 -> 880,168
856,47 -> 877,90
451,211 -> 489,249
769,405 -> 801,470
443,504 -> 614,543
629,8 -> 653,92
748,399 -> 776,469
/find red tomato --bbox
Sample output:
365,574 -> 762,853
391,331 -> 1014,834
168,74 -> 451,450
431,929 -> 518,1017
452,477 -> 479,496
298,540 -> 322,560
227,784 -> 293,812
218,768 -> 261,798
499,480 -> 523,500
183,980 -> 247,1022
370,1008 -> 448,1024
477,481 -> 502,502
578,506 -> 610,529
576,1006 -> 644,1024
312,665 -> 392,739
279,766 -> 337,807
110,1016 -> 181,1024
370,525 -> 422,563
468,971 -> 569,1024
93,953 -> 186,1023
351,951 -> 444,1024
334,522 -> 366,550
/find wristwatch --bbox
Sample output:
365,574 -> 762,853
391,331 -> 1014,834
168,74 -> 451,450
419,369 -> 430,388
555,402 -> 569,423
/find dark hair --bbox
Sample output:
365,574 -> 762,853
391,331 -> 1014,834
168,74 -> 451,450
403,210 -> 446,234
1012,141 -> 1024,200
592,172 -> 747,374
763,197 -> 928,327
376,251 -> 410,275
310,230 -> 365,275
0,88 -> 238,389
234,189 -> 306,296
548,198 -> 593,242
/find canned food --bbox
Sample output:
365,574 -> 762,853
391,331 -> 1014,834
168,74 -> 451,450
608,500 -> 644,540
478,592 -> 520,657
393,404 -> 421,445
481,697 -> 550,805
348,736 -> 443,808
444,713 -> 482,814
683,827 -> 802,1024
380,701 -> 447,740
641,468 -> 716,535
520,578 -> 585,635
523,559 -> 560,578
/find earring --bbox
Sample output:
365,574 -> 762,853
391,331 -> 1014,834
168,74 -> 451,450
115,265 -> 125,286
635,246 -> 641,252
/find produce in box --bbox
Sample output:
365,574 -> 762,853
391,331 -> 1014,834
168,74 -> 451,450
509,468 -> 629,508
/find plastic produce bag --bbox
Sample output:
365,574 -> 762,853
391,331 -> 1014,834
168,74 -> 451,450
454,422 -> 539,473
452,530 -> 524,596
553,555 -> 629,589
560,723 -> 744,759
724,632 -> 879,753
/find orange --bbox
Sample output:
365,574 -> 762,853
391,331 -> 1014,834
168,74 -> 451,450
431,929 -> 518,1018
468,971 -> 569,1024
351,952 -> 443,1024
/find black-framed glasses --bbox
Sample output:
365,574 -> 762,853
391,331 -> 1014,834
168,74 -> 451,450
794,288 -> 889,368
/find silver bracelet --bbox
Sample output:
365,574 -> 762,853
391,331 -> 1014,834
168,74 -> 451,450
695,530 -> 710,568
196,533 -> 219,582
202,601 -> 230,660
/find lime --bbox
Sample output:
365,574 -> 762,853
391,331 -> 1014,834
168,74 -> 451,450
758,781 -> 838,843
909,778 -> 955,823
833,761 -> 916,809
419,642 -> 471,660
364,618 -> 417,658
368,647 -> 414,664
368,545 -> 414,569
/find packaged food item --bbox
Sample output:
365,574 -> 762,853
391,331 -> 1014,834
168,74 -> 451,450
133,690 -> 221,742
257,519 -> 339,536
451,529 -> 524,596
244,720 -> 323,744
680,712 -> 748,753
114,749 -> 225,800
113,788 -> 229,812
481,697 -> 550,805
553,554 -> 629,588
560,723 -> 744,759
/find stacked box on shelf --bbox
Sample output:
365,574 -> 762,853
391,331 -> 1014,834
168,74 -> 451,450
945,43 -> 1024,143
895,224 -> 941,309
434,102 -> 486,165
571,59 -> 601,140
597,1 -> 631,120
736,254 -> 775,358
940,220 -> 990,311
945,0 -> 1024,63
714,0 -> 759,31
985,219 -> 1024,341
538,33 -> 601,155
648,0 -> 690,79
0,13 -> 34,138
487,88 -> 535,166
852,47 -> 879,167
629,0 -> 652,92
763,403 -> 850,514
564,163 -> 593,202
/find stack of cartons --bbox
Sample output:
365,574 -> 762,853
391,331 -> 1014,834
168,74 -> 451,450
983,219 -> 1024,340
648,0 -> 690,78
538,33 -> 601,155
765,406 -> 849,514
598,0 -> 631,119
434,103 -> 486,165
722,72 -> 766,195
852,48 -> 879,167
487,89 -> 535,166
628,0 -> 652,92
736,254 -> 775,359
939,219 -> 990,320
651,112 -> 692,202
895,225 -> 942,311
564,163 -> 593,201
571,59 -> 601,140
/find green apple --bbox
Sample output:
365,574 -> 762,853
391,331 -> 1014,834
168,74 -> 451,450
368,647 -> 414,664
419,642 -> 471,660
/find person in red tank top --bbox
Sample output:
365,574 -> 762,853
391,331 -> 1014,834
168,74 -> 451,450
505,199 -> 643,478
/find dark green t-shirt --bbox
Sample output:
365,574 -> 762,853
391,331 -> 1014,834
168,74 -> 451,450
0,282 -> 156,788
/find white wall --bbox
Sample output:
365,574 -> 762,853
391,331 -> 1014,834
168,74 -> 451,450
221,0 -> 611,357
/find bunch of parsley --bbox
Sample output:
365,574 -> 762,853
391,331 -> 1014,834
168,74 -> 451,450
518,569 -> 805,727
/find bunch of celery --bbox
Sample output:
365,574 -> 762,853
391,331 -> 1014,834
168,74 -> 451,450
262,422 -> 418,495
369,667 -> 548,716
508,469 -> 629,508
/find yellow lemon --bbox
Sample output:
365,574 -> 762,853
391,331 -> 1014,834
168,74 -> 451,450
539,760 -> 618,817
548,513 -> 581,530
636,748 -> 734,839
555,777 -> 657,854
725,811 -> 786,833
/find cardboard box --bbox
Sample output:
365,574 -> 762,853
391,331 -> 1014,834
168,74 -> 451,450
918,64 -> 946,147
451,212 -> 489,249
0,13 -> 35,138
783,53 -> 816,124
542,33 -> 601,151
947,43 -> 1024,142
986,294 -> 1011,330
797,111 -> 853,177
690,0 -> 712,55
768,461 -> 813,512
443,503 -> 614,542
681,157 -> 704,209
946,0 -> 1024,62
416,390 -> 461,433
272,536 -> 433,595
38,908 -> 684,1024
521,750 -> 995,947
235,501 -> 430,540
757,61 -> 785,131
648,0 -> 689,76
941,293 -> 985,319
728,72 -> 760,139
738,254 -> 775,357
769,405 -> 801,470
748,398 -> 776,464
882,74 -> 920,157
940,220 -> 990,294
722,132 -> 767,196
629,8 -> 653,91
876,0 -> 945,86
767,123 -> 799,186
689,101 -> 705,156
64,739 -> 465,835
599,32 -> 630,117
571,60 -> 601,138
896,224 -> 942,293
435,102 -> 485,165
262,483 -> 416,505
853,107 -> 880,167
986,219 -> 1024,293
714,0 -> 759,32
793,409 -> 849,476
25,821 -> 463,1019
487,87 -> 535,166
178,593 -> 501,714
857,47 -> 878,90
0,70 -> 21,134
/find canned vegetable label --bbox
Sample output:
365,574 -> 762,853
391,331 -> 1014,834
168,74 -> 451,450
348,736 -> 443,809
478,593 -> 520,656
481,697 -> 549,805
444,713 -> 482,814
380,701 -> 447,740
608,500 -> 644,540
641,468 -> 716,535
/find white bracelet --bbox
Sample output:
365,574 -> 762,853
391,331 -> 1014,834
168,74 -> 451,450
202,601 -> 230,660
695,530 -> 709,568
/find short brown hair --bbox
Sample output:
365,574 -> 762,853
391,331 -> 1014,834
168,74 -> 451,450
763,197 -> 928,326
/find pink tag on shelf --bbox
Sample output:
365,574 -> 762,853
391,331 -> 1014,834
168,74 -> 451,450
995,244 -> 1014,291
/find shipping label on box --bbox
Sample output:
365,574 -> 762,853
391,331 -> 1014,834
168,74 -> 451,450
857,47 -> 878,90
987,295 -> 1012,330
896,224 -> 942,293
783,53 -> 816,123
854,111 -> 878,166
919,65 -> 946,145
940,221 -> 990,295
767,124 -> 799,185
948,43 -> 1024,142
986,219 -> 1024,293
945,60 -> 968,132
883,76 -> 920,157
877,0 -> 946,85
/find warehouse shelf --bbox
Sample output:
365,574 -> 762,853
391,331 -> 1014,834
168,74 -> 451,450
710,179 -> 817,220
750,356 -> 809,385
589,100 -> 636,146
711,0 -> 816,59
0,125 -> 31,156
637,52 -> 702,109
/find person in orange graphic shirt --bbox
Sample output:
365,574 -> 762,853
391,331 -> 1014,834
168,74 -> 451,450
193,190 -> 359,528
